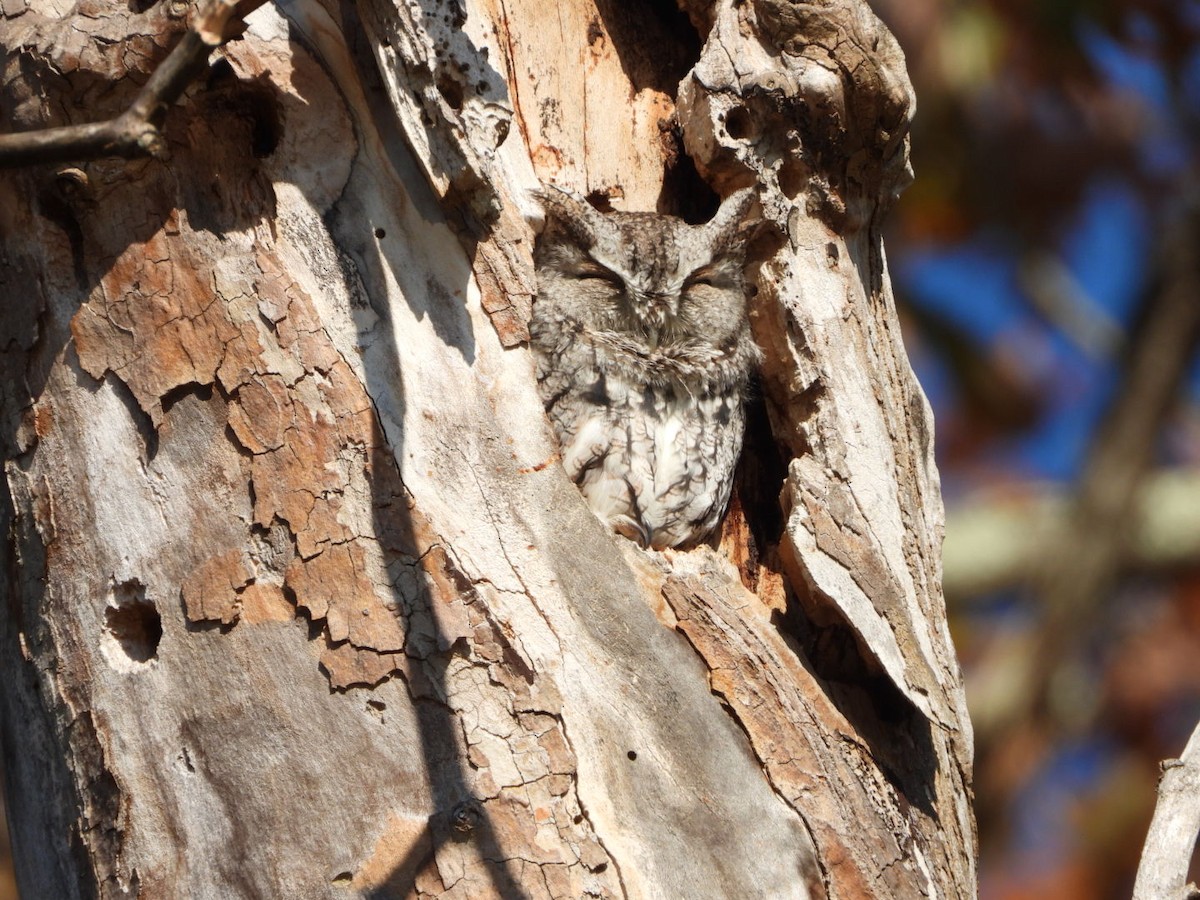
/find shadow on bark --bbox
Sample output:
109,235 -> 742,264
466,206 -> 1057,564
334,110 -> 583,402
325,7 -> 526,895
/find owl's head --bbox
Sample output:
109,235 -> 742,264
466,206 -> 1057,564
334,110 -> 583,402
534,186 -> 759,346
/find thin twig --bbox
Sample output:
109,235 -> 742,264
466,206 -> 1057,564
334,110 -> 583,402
0,0 -> 267,168
1132,720 -> 1200,900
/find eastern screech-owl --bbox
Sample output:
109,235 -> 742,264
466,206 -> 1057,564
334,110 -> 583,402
530,186 -> 761,550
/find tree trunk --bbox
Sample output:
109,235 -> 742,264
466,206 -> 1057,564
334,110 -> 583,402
0,0 -> 976,897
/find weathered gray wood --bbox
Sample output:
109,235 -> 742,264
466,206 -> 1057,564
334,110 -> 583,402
0,0 -> 976,896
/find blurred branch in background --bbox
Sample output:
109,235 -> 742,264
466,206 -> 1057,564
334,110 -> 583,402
1028,195 -> 1200,728
871,0 -> 1200,897
1019,253 -> 1125,362
965,198 -> 1200,739
944,469 -> 1200,601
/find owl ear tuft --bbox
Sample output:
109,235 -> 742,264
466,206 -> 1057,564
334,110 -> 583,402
534,184 -> 606,249
705,187 -> 761,258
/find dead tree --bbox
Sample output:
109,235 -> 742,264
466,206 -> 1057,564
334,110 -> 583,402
0,0 -> 976,896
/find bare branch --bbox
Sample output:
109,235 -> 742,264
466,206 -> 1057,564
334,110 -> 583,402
1133,720 -> 1200,900
943,469 -> 1200,600
0,0 -> 266,168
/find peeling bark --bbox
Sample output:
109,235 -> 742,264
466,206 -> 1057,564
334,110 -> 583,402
0,0 -> 975,897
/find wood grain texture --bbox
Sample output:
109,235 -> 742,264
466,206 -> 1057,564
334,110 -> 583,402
0,0 -> 976,896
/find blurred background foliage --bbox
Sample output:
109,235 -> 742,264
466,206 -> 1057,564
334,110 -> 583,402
1,1 -> 1198,898
872,0 -> 1200,896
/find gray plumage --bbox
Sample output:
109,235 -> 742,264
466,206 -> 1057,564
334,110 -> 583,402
530,186 -> 761,549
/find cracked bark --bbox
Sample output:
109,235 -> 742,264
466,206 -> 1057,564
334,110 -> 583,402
0,0 -> 975,897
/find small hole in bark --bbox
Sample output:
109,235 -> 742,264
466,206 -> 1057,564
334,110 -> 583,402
178,746 -> 196,773
103,581 -> 162,669
233,83 -> 284,158
106,602 -> 162,663
203,67 -> 284,159
778,156 -> 806,199
658,122 -> 719,223
585,190 -> 616,213
450,801 -> 481,839
626,750 -> 637,761
374,227 -> 386,239
206,57 -> 237,88
724,107 -> 753,140
436,75 -> 464,111
573,814 -> 583,824
250,109 -> 282,158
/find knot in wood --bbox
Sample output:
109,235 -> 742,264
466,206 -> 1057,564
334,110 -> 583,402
450,800 -> 481,837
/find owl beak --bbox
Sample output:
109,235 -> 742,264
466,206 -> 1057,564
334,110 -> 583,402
636,291 -> 677,347
646,292 -> 678,318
